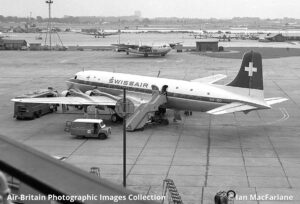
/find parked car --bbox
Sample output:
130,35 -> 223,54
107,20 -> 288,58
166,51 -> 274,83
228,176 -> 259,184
64,119 -> 111,139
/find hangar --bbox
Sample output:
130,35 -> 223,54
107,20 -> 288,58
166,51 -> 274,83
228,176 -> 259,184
0,39 -> 28,50
196,39 -> 219,52
29,43 -> 42,51
283,33 -> 300,41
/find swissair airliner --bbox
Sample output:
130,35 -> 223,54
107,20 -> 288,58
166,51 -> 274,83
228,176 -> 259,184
12,51 -> 287,127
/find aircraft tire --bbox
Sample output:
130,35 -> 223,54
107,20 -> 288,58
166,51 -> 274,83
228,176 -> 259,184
98,133 -> 107,140
111,114 -> 118,123
159,107 -> 167,115
75,105 -> 83,110
162,119 -> 169,125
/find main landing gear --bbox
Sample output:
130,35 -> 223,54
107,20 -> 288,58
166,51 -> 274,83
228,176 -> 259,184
150,107 -> 169,125
110,113 -> 122,123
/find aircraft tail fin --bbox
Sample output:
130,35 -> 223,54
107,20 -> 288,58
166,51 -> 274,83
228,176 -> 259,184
227,51 -> 263,91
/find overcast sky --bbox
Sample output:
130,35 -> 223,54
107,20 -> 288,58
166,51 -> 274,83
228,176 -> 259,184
1,0 -> 300,19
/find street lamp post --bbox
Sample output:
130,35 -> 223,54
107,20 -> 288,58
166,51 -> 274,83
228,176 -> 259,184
122,88 -> 126,187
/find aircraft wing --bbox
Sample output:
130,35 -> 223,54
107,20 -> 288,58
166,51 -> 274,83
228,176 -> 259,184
111,43 -> 139,49
139,45 -> 152,48
78,32 -> 95,36
104,32 -> 119,36
191,74 -> 227,84
206,102 -> 257,115
11,96 -> 117,106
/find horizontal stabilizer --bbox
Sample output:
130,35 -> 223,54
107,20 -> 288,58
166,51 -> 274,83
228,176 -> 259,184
265,97 -> 288,105
191,74 -> 227,84
11,96 -> 117,106
207,102 -> 256,115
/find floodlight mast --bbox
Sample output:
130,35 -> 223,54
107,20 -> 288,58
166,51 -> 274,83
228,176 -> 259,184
45,0 -> 53,50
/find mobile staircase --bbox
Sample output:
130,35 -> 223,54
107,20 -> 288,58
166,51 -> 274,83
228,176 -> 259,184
126,85 -> 168,131
162,179 -> 183,204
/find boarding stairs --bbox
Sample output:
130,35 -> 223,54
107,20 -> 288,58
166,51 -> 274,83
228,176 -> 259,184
126,86 -> 167,131
162,179 -> 183,204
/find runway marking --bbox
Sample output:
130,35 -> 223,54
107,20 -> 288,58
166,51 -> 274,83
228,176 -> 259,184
165,117 -> 186,177
265,107 -> 289,125
256,111 -> 293,188
233,113 -> 251,187
126,129 -> 154,177
236,108 -> 289,127
201,115 -> 211,204
67,138 -> 88,159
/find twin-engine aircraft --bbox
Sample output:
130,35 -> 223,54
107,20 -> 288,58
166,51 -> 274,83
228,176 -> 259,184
112,43 -> 172,57
12,51 -> 287,129
80,29 -> 120,38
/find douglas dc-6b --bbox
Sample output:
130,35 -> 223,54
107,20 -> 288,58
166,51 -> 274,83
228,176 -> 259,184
12,51 -> 288,131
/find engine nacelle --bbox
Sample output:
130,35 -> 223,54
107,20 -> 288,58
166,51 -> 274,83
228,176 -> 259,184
61,90 -> 70,97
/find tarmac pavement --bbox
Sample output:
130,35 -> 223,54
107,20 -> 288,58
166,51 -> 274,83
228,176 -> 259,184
0,50 -> 299,203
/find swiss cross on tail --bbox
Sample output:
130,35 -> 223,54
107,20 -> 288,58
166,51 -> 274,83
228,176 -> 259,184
245,62 -> 257,77
227,51 -> 263,90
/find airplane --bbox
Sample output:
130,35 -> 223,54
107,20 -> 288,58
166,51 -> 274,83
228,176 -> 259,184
0,32 -> 10,38
112,43 -> 172,57
12,51 -> 288,130
80,29 -> 120,38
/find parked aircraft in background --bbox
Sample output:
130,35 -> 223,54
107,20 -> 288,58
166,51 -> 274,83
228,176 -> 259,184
112,43 -> 172,57
12,51 -> 288,131
80,29 -> 120,38
192,32 -> 235,41
0,32 -> 10,38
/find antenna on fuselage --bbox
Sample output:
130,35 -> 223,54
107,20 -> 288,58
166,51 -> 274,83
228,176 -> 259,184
157,70 -> 161,78
82,67 -> 85,72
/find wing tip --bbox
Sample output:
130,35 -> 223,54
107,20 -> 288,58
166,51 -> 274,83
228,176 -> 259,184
265,97 -> 289,106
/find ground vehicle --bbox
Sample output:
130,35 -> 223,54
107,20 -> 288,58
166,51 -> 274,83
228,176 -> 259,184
64,119 -> 111,139
13,88 -> 58,120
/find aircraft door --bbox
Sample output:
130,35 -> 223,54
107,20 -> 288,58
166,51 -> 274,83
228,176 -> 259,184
161,85 -> 168,95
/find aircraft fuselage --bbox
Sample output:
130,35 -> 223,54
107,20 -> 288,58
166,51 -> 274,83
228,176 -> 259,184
128,47 -> 171,56
66,71 -> 266,112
